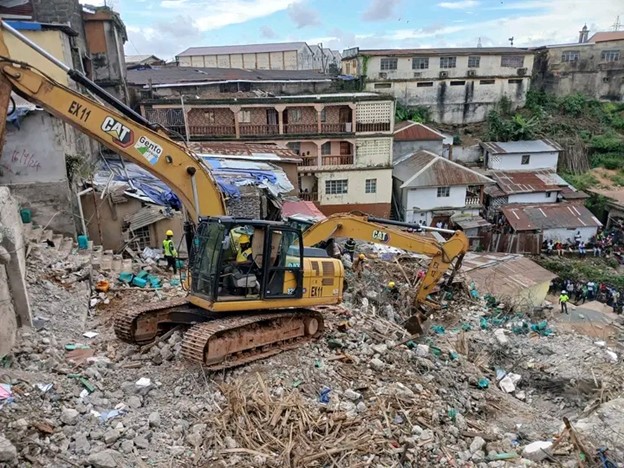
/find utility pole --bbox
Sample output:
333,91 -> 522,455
613,15 -> 621,31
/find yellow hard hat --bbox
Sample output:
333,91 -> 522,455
166,230 -> 174,236
239,234 -> 250,244
388,281 -> 395,288
359,253 -> 365,260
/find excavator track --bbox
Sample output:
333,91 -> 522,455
181,309 -> 324,371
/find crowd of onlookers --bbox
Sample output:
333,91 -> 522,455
543,226 -> 624,263
550,277 -> 623,314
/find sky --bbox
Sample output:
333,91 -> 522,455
80,0 -> 624,61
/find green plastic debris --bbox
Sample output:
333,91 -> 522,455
292,379 -> 303,388
480,317 -> 489,330
64,344 -> 90,351
447,408 -> 458,421
314,359 -> 323,368
449,351 -> 459,361
405,340 -> 417,349
430,346 -> 442,357
431,325 -> 445,335
486,452 -> 518,461
461,322 -> 472,331
327,338 -> 344,349
69,374 -> 96,393
118,272 -> 133,283
477,377 -> 490,389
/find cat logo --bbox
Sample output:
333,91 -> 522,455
372,230 -> 390,243
101,116 -> 134,148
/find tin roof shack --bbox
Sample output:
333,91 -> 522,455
393,121 -> 451,161
481,139 -> 562,171
486,169 -> 569,210
501,203 -> 602,243
393,150 -> 494,227
462,252 -> 557,310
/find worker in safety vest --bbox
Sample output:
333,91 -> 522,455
236,234 -> 253,264
559,290 -> 569,315
386,281 -> 400,301
163,230 -> 178,274
344,238 -> 356,261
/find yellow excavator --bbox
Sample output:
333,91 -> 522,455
0,22 -> 468,370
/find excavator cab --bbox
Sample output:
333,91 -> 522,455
191,217 -> 305,303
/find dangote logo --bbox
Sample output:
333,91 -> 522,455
101,116 -> 134,148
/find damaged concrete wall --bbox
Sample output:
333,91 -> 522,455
0,111 -> 92,236
0,187 -> 32,357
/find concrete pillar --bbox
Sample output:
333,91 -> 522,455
275,105 -> 286,135
348,104 -> 356,132
231,105 -> 241,139
314,104 -> 324,133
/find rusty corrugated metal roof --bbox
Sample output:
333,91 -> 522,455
491,170 -> 567,195
127,205 -> 168,232
480,139 -> 562,154
190,142 -> 301,163
501,203 -> 602,231
394,121 -> 445,141
393,150 -> 494,188
560,186 -> 589,200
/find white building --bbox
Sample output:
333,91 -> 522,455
393,121 -> 451,161
487,169 -> 570,208
501,203 -> 602,242
176,42 -> 339,72
393,150 -> 494,226
341,47 -> 534,124
481,139 -> 562,171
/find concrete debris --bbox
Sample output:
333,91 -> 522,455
0,235 -> 623,466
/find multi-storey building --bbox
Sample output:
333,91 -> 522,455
133,67 -> 395,216
533,26 -> 624,101
342,46 -> 534,124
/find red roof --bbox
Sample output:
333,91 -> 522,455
589,31 -> 624,43
394,122 -> 444,142
282,201 -> 326,220
490,170 -> 567,195
190,142 -> 301,162
502,203 -> 602,232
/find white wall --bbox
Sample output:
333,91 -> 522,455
406,185 -> 467,211
543,226 -> 598,243
487,151 -> 559,170
317,168 -> 392,205
452,144 -> 481,163
508,191 -> 558,204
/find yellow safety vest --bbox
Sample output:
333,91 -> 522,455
559,294 -> 569,303
236,248 -> 252,263
163,239 -> 176,257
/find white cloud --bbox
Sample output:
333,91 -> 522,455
437,0 -> 479,9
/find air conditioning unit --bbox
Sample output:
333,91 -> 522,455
413,72 -> 422,78
517,68 -> 527,76
439,71 -> 448,78
467,70 -> 476,77
379,72 -> 388,79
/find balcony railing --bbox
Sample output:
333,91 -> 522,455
284,123 -> 318,134
239,124 -> 279,136
321,122 -> 353,133
357,122 -> 391,133
188,125 -> 235,137
322,154 -> 354,166
465,196 -> 481,206
301,156 -> 318,167
300,191 -> 319,202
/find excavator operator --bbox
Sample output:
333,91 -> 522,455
236,234 -> 253,264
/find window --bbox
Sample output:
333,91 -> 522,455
561,50 -> 580,62
468,55 -> 481,68
325,179 -> 348,195
412,57 -> 429,69
603,77 -> 610,83
437,186 -> 450,197
479,79 -> 495,85
508,78 -> 523,84
380,58 -> 398,70
601,50 -> 620,62
374,83 -> 392,89
239,110 -> 251,123
365,178 -> 377,194
131,226 -> 151,250
521,154 -> 530,165
286,142 -> 301,155
204,110 -> 216,123
546,191 -> 552,198
439,56 -> 457,68
450,80 -> 466,86
501,55 -> 525,67
321,142 -> 331,155
417,81 -> 434,87
320,109 -> 327,122
288,108 -> 302,122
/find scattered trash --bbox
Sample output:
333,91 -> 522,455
495,368 -> 507,381
98,409 -> 124,423
393,415 -> 404,424
66,347 -> 96,365
314,359 -> 323,368
605,350 -> 618,363
95,280 -> 110,292
594,341 -> 606,347
83,331 -> 98,339
430,325 -> 445,335
34,383 -> 53,393
64,343 -> 90,350
477,378 -> 490,389
522,440 -> 553,462
499,373 -> 521,393
494,328 -> 508,345
89,298 -> 99,308
487,452 -> 518,461
80,389 -> 89,399
318,386 -> 331,404
169,278 -> 181,287
415,344 -> 430,357
0,383 -> 13,400
69,374 -> 96,393
118,272 -> 134,284
515,390 -> 526,400
447,408 -> 458,422
135,377 -> 152,388
292,379 -> 303,388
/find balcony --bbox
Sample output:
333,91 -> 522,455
239,124 -> 279,136
465,196 -> 481,206
322,154 -> 353,166
301,156 -> 318,167
300,191 -> 319,202
284,123 -> 318,134
321,122 -> 353,133
188,125 -> 235,137
357,122 -> 391,133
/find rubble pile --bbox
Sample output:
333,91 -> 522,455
0,242 -> 623,466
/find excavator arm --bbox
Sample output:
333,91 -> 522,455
302,213 -> 469,330
0,23 -> 226,221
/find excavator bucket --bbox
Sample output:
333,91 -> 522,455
403,312 -> 431,335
